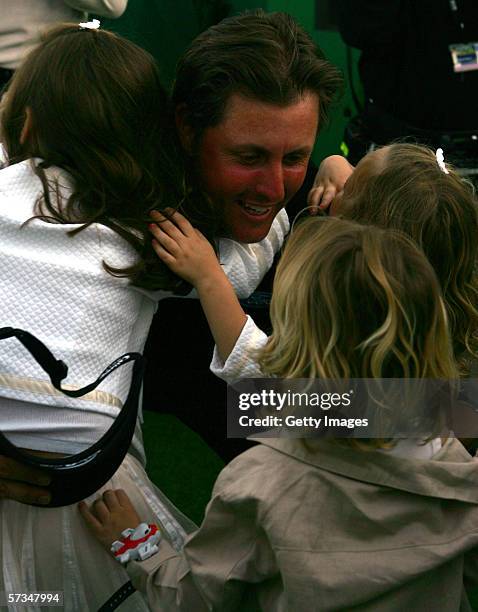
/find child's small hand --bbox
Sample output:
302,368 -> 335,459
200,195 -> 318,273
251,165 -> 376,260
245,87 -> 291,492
307,155 -> 354,214
79,489 -> 142,553
149,209 -> 222,287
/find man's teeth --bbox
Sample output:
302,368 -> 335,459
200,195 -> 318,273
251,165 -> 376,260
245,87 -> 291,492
241,203 -> 271,215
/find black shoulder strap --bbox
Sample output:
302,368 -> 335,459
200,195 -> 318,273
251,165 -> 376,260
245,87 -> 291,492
0,326 -> 140,396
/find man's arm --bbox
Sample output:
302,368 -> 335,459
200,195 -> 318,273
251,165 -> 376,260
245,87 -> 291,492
0,455 -> 51,504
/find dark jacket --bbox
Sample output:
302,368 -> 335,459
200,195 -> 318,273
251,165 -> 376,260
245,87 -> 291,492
337,0 -> 478,132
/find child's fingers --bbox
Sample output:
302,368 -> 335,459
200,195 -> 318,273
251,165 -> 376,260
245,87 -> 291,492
78,500 -> 104,533
307,185 -> 324,205
114,489 -> 142,525
148,222 -> 168,242
318,186 -> 337,210
162,208 -> 195,237
152,239 -> 176,265
307,186 -> 324,215
150,225 -> 181,255
150,209 -> 194,238
116,488 -> 137,512
149,209 -> 174,223
102,489 -> 121,511
149,215 -> 185,243
91,497 -> 111,523
149,221 -> 181,247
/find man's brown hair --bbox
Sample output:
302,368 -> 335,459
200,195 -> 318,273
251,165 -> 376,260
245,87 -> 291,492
173,10 -> 343,143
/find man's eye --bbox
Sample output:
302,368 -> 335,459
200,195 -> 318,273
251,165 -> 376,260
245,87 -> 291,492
238,155 -> 260,166
284,154 -> 309,167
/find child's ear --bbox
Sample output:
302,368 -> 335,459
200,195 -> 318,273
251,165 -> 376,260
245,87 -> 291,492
20,107 -> 33,145
175,104 -> 194,154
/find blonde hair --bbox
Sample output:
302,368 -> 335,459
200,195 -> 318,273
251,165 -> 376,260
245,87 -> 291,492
340,143 -> 478,373
260,216 -> 455,378
258,217 -> 458,448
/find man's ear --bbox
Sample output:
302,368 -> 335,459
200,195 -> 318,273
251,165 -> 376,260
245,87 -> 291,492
20,107 -> 33,145
175,104 -> 194,154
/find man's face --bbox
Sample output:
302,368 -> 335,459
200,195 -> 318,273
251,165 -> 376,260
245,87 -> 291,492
196,92 -> 319,243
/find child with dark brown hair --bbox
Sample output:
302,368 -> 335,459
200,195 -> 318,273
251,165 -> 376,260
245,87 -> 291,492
0,20 -> 288,609
0,22 -> 198,610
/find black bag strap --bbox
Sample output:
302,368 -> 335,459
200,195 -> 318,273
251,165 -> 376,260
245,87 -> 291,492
97,581 -> 136,612
0,327 -> 144,610
0,326 -> 140,397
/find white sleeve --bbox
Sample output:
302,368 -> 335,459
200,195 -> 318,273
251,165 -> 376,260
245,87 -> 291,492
217,208 -> 289,299
210,316 -> 268,383
63,0 -> 128,18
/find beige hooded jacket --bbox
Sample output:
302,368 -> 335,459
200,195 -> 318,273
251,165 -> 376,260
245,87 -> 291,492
128,438 -> 478,611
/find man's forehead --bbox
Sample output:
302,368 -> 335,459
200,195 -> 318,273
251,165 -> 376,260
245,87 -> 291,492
214,91 -> 319,146
220,91 -> 319,122
226,143 -> 313,157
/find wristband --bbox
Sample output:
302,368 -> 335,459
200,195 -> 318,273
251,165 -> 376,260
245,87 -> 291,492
111,523 -> 161,564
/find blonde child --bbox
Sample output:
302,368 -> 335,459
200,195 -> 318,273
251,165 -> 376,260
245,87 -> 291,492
82,214 -> 478,611
309,143 -> 478,374
0,22 -> 287,610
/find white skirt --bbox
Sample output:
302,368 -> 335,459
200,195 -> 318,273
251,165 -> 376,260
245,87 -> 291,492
0,453 -> 197,611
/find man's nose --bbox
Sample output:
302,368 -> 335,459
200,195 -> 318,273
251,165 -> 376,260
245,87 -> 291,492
255,163 -> 285,203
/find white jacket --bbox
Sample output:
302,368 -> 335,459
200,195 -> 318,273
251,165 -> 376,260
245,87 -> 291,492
0,160 -> 288,451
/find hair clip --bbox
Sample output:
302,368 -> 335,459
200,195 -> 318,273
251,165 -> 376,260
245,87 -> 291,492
436,148 -> 449,175
79,19 -> 101,30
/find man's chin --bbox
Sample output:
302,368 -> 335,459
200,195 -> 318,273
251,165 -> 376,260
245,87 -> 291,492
229,226 -> 272,244
218,201 -> 285,243
226,209 -> 280,243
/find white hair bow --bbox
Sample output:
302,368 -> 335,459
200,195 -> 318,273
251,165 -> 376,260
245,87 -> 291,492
79,19 -> 101,30
436,148 -> 449,175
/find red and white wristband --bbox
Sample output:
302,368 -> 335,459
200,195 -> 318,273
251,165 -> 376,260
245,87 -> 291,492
111,523 -> 161,564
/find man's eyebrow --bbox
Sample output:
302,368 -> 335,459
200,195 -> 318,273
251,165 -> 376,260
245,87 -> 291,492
227,145 -> 266,154
283,146 -> 313,156
227,145 -> 313,155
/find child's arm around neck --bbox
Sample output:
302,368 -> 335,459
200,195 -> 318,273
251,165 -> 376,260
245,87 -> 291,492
149,209 -> 247,363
